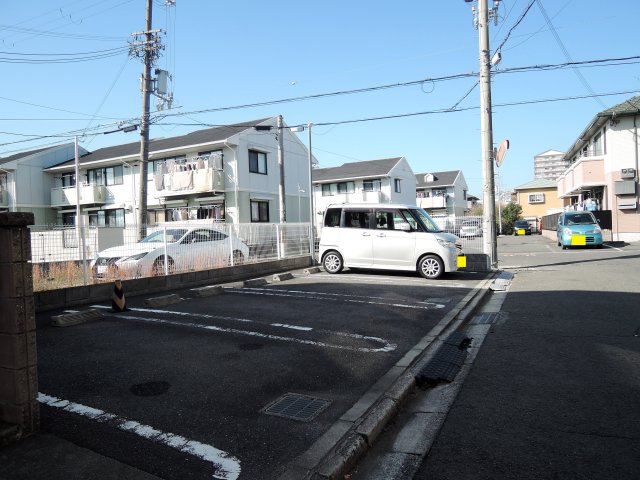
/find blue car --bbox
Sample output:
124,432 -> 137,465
556,211 -> 603,249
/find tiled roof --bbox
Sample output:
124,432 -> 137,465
415,170 -> 460,188
597,95 -> 640,117
514,178 -> 557,190
312,157 -> 404,182
0,145 -> 60,166
48,118 -> 273,168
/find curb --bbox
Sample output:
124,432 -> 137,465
143,294 -> 182,307
50,309 -> 103,327
279,271 -> 500,479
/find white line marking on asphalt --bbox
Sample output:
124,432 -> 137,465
90,305 -> 396,353
226,287 -> 446,309
270,323 -> 313,331
300,273 -> 468,288
37,392 -> 241,480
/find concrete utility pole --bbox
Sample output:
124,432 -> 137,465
136,0 -> 153,240
477,0 -> 498,268
277,115 -> 286,223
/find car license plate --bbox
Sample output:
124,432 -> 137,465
517,229 -> 525,235
457,256 -> 467,268
571,235 -> 586,246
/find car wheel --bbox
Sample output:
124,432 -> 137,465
232,250 -> 245,265
322,251 -> 343,274
152,256 -> 175,276
418,254 -> 444,279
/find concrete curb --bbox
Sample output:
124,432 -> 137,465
272,272 -> 294,282
243,278 -> 268,287
143,294 -> 182,307
279,271 -> 500,480
190,285 -> 224,297
50,309 -> 103,327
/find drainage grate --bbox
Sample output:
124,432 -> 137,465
262,393 -> 331,422
415,332 -> 471,386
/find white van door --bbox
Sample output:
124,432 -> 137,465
341,209 -> 374,266
371,209 -> 416,268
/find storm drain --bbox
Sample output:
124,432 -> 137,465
415,332 -> 471,387
262,393 -> 330,422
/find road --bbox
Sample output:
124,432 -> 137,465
350,234 -> 640,480
32,266 -> 489,480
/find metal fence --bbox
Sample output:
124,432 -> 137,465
28,221 -> 314,290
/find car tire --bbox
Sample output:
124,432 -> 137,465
418,254 -> 444,279
322,251 -> 343,274
152,256 -> 175,276
232,250 -> 245,265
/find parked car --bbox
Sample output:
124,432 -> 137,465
458,219 -> 482,238
513,220 -> 532,236
556,211 -> 603,249
90,226 -> 249,279
319,204 -> 463,279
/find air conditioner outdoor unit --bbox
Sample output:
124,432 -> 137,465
621,168 -> 636,179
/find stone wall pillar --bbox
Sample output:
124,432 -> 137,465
0,212 -> 38,438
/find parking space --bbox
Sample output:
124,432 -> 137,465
35,269 -> 488,480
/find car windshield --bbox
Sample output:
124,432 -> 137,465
565,214 -> 595,225
410,208 -> 441,233
140,229 -> 188,243
515,221 -> 528,227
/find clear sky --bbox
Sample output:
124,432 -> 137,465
2,0 -> 639,196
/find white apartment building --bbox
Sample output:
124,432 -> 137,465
534,149 -> 570,180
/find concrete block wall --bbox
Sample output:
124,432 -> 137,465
0,213 -> 39,438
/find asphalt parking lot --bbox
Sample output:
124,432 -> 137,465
34,268 -> 489,480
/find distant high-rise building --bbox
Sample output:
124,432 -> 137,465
534,149 -> 569,180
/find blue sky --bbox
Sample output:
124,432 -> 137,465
2,0 -> 639,196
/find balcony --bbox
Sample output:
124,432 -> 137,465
319,190 -> 387,204
557,156 -> 605,197
0,189 -> 8,208
51,184 -> 107,208
153,167 -> 225,199
417,195 -> 448,209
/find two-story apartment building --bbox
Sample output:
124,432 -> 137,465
415,170 -> 469,218
44,117 -> 313,227
0,143 -> 87,224
513,178 -> 565,219
557,96 -> 640,241
311,157 -> 416,231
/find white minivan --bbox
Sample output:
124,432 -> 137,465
319,204 -> 462,279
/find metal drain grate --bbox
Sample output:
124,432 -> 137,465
262,393 -> 330,422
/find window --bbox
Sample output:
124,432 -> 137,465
432,188 -> 446,197
88,209 -> 125,227
344,210 -> 373,228
362,179 -> 381,192
337,181 -> 355,194
249,150 -> 267,174
528,193 -> 545,204
87,166 -> 123,186
61,173 -> 76,187
593,132 -> 602,156
62,212 -> 76,226
324,208 -> 342,227
322,184 -> 334,196
394,179 -> 401,193
250,200 -> 269,222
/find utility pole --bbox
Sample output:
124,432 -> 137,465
130,0 -> 165,240
470,0 -> 499,268
277,115 -> 286,223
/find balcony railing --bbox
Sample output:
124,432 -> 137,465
557,156 -> 604,197
319,190 -> 387,203
417,195 -> 447,209
153,167 -> 225,198
51,184 -> 107,207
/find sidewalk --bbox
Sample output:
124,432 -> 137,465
413,250 -> 640,479
0,432 -> 161,480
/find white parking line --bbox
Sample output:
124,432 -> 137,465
226,287 -> 446,310
91,305 -> 397,353
301,273 -> 468,288
37,392 -> 241,480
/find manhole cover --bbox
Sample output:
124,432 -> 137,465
130,381 -> 170,397
262,393 -> 330,422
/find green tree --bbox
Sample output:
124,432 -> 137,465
501,203 -> 522,235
